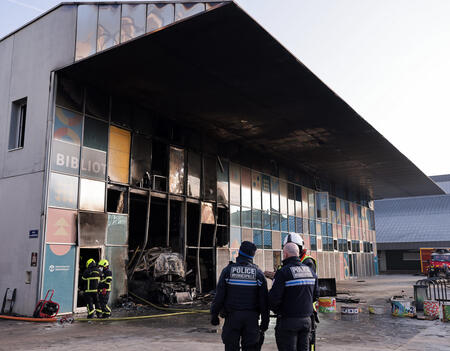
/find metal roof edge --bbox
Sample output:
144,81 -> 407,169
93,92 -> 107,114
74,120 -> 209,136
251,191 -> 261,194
0,1 -> 231,43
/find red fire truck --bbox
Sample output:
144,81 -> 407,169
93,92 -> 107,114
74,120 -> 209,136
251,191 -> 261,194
424,249 -> 450,278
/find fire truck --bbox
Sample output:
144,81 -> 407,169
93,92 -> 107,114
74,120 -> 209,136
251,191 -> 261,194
423,249 -> 450,278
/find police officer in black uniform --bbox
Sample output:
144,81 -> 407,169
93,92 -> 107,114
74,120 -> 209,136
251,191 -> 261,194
211,241 -> 270,351
269,242 -> 319,351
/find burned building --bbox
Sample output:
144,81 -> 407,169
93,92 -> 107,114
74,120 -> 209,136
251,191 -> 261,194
0,1 -> 443,316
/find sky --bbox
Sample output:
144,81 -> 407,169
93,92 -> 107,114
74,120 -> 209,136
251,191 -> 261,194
1,0 -> 449,176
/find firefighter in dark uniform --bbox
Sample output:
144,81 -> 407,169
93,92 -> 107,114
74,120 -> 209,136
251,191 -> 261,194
98,259 -> 112,318
211,241 -> 270,351
269,242 -> 319,351
82,258 -> 102,319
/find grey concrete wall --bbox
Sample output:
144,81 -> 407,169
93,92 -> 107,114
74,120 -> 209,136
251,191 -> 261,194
0,5 -> 77,316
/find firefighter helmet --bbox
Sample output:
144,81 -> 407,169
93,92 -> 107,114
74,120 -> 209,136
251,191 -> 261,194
98,259 -> 109,268
283,233 -> 304,249
86,258 -> 96,268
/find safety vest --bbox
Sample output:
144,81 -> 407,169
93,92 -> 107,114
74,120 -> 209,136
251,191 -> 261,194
300,254 -> 317,270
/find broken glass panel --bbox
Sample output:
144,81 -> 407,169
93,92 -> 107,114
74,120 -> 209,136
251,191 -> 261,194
54,107 -> 82,145
120,4 -> 146,43
107,214 -> 128,245
48,172 -> 78,209
80,147 -> 106,180
51,140 -> 80,175
203,155 -> 216,201
201,202 -> 215,224
147,4 -> 174,33
56,78 -> 83,112
78,211 -> 107,246
241,168 -> 251,208
187,151 -> 201,197
230,205 -> 240,227
217,159 -> 229,204
175,3 -> 205,21
252,172 -> 262,209
130,134 -> 151,187
229,163 -> 240,206
85,88 -> 109,121
108,126 -> 131,184
169,146 -> 185,194
262,175 -> 271,212
79,178 -> 105,212
230,227 -> 241,248
97,4 -> 120,51
111,99 -> 132,128
83,117 -> 108,151
105,246 -> 128,304
75,5 -> 98,60
216,226 -> 229,248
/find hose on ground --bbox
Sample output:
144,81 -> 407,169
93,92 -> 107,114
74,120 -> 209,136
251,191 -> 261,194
76,310 -> 199,322
0,315 -> 57,322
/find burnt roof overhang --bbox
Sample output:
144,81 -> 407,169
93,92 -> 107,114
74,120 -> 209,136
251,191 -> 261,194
58,1 -> 443,200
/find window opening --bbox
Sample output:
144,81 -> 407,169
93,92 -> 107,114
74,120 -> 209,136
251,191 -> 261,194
8,98 -> 27,150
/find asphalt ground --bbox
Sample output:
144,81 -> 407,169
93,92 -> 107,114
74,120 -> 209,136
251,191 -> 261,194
1,274 -> 449,350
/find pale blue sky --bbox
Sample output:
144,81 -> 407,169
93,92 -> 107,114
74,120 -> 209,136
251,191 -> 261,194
1,0 -> 449,176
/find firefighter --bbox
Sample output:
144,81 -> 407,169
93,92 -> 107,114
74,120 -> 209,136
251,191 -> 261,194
98,259 -> 112,318
82,258 -> 102,319
211,241 -> 270,351
269,242 -> 319,351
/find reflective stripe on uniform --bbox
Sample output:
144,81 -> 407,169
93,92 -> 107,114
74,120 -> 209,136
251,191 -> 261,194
285,278 -> 316,287
226,279 -> 257,286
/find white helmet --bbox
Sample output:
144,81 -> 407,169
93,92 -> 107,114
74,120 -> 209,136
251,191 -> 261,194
283,233 -> 304,248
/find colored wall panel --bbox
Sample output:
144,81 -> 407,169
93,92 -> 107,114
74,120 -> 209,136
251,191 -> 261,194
108,126 -> 131,184
48,173 -> 78,209
46,208 -> 77,244
42,244 -> 76,313
50,140 -> 80,175
54,107 -> 82,145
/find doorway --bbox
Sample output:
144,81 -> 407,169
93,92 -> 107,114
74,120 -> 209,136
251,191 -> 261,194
76,247 -> 102,308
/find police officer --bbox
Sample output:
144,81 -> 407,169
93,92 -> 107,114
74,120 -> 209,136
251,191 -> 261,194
269,242 -> 319,351
211,241 -> 270,351
98,259 -> 112,318
82,258 -> 102,319
283,233 -> 317,274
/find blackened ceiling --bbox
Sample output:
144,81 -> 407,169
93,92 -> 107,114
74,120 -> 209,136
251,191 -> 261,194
58,1 -> 443,199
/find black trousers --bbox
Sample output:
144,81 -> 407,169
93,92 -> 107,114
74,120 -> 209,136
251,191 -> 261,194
275,316 -> 311,351
222,311 -> 260,351
98,291 -> 111,316
84,292 -> 101,318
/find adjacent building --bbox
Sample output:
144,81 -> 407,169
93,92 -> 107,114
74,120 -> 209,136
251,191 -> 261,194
0,1 -> 443,316
376,175 -> 450,273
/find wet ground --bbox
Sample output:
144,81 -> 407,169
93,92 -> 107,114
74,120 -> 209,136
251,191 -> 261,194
1,274 -> 449,350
